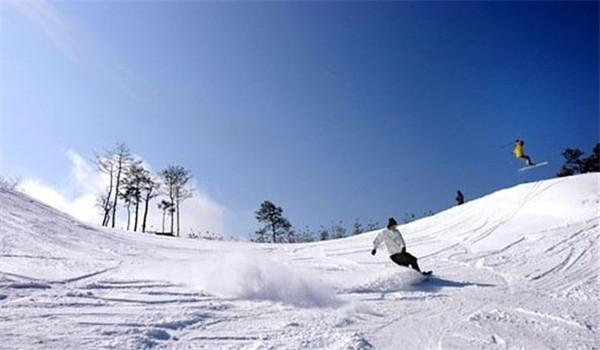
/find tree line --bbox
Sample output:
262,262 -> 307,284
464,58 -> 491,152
251,200 -> 434,243
557,143 -> 599,177
251,200 -> 378,243
95,143 -> 193,237
2,141 -> 598,242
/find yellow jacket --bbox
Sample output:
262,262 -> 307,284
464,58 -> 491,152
513,141 -> 524,158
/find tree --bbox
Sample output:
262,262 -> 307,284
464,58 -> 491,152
158,199 -> 173,234
160,165 -> 193,236
119,185 -> 136,231
296,226 -> 315,243
110,143 -> 133,228
557,148 -> 585,177
96,194 -> 112,226
402,211 -> 434,224
285,228 -> 296,243
557,165 -> 574,178
254,200 -> 293,243
94,151 -> 115,226
557,144 -> 599,177
584,143 -> 600,173
251,229 -> 268,243
120,160 -> 151,232
364,219 -> 381,232
95,143 -> 133,228
319,226 -> 330,241
188,229 -> 224,241
352,219 -> 363,236
140,172 -> 160,233
331,221 -> 346,239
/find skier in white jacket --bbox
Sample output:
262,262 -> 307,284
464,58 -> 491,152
371,217 -> 431,275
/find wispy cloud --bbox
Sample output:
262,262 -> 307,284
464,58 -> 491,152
17,149 -> 233,237
5,0 -> 147,98
7,1 -> 85,64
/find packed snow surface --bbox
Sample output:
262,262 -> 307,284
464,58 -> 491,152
1,174 -> 598,349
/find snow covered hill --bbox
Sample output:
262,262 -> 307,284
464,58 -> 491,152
1,174 -> 598,349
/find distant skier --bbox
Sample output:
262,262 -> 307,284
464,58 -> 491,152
371,217 -> 431,275
513,139 -> 535,166
456,190 -> 464,205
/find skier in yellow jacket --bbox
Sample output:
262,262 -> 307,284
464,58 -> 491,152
513,139 -> 535,166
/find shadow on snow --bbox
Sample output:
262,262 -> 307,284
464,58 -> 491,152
412,276 -> 496,293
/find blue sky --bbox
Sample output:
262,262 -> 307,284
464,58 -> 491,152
1,1 -> 598,237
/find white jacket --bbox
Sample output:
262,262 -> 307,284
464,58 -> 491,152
373,228 -> 406,256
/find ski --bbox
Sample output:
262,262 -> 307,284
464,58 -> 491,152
518,161 -> 548,172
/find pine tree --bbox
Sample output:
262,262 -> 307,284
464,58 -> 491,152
557,144 -> 599,177
557,148 -> 585,177
255,200 -> 293,243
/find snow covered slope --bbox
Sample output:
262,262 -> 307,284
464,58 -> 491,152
1,174 -> 598,349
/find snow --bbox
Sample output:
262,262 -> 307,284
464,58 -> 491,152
1,174 -> 598,349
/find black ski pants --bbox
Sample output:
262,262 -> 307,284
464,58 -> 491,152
519,154 -> 533,166
390,252 -> 421,272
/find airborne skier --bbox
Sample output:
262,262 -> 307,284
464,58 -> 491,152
513,139 -> 535,166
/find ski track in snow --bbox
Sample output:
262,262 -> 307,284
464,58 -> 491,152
0,174 -> 598,349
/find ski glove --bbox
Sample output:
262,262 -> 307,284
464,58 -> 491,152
371,249 -> 377,256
